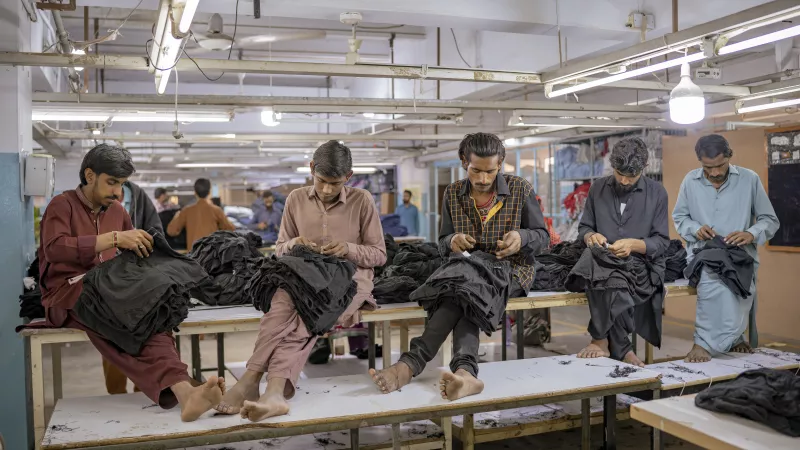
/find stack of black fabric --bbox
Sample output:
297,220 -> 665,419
247,246 -> 358,336
695,368 -> 800,437
73,230 -> 212,356
374,234 -> 399,278
531,240 -> 586,291
410,251 -> 512,334
381,242 -> 442,284
19,257 -> 44,320
685,236 -> 755,297
189,230 -> 264,306
373,276 -> 420,304
664,239 -> 687,282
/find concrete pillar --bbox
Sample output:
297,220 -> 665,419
0,0 -> 35,448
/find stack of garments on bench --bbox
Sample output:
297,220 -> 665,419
664,239 -> 688,282
374,234 -> 399,278
685,235 -> 755,297
19,257 -> 44,320
380,214 -> 408,237
73,230 -> 213,356
189,230 -> 264,305
695,368 -> 800,437
247,246 -> 358,336
381,242 -> 442,284
372,276 -> 420,304
531,240 -> 586,291
564,246 -> 666,353
411,251 -> 512,334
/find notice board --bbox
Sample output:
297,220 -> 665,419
765,125 -> 800,251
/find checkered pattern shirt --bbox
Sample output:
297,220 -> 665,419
438,174 -> 550,291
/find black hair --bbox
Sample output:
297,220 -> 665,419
262,190 -> 274,199
194,178 -> 212,198
312,140 -> 353,178
154,187 -> 167,198
79,144 -> 135,185
609,137 -> 649,175
211,197 -> 222,207
403,190 -> 412,197
695,134 -> 733,160
458,132 -> 505,164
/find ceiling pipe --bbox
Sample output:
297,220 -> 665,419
50,11 -> 82,93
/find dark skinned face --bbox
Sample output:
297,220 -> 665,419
463,154 -> 503,194
700,154 -> 730,185
403,192 -> 411,204
84,169 -> 127,208
310,162 -> 352,204
263,196 -> 274,208
612,169 -> 642,193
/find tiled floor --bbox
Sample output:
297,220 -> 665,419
43,305 -> 800,449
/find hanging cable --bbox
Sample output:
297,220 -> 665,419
183,0 -> 240,82
450,29 -> 473,68
73,0 -> 145,50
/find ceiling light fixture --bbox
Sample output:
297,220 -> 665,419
72,49 -> 85,72
545,52 -> 706,98
736,97 -> 800,114
174,0 -> 201,34
362,112 -> 375,118
32,113 -> 110,122
150,0 -> 196,95
296,166 -> 379,174
669,63 -> 705,124
92,129 -> 101,135
718,23 -> 800,55
261,107 -> 282,127
176,163 -> 274,168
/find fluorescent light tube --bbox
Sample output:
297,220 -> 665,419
72,49 -> 85,72
736,97 -> 800,114
719,24 -> 800,55
176,163 -> 275,168
32,113 -> 109,122
296,166 -> 379,174
177,0 -> 200,34
261,107 -> 281,127
546,52 -> 706,98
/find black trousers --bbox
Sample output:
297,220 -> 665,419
587,288 -> 640,360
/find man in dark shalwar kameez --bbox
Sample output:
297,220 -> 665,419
572,137 -> 670,367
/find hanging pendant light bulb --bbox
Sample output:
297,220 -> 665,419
669,63 -> 705,124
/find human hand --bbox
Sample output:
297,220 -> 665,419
288,236 -> 318,251
321,241 -> 349,258
725,231 -> 754,246
696,225 -> 716,241
257,222 -> 267,230
117,229 -> 154,257
496,231 -> 522,259
608,239 -> 636,258
451,233 -> 476,253
584,232 -> 608,247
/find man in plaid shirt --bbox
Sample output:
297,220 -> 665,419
371,133 -> 549,400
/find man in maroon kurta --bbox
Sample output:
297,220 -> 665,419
38,144 -> 224,421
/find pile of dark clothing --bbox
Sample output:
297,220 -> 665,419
73,230 -> 212,355
685,235 -> 755,297
531,240 -> 586,291
247,246 -> 358,336
664,239 -> 687,282
695,368 -> 800,437
380,214 -> 408,237
19,257 -> 44,320
189,230 -> 264,306
411,251 -> 512,334
374,234 -> 400,278
565,246 -> 666,358
373,241 -> 442,305
372,276 -> 420,304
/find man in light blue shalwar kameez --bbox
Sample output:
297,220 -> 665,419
672,134 -> 779,363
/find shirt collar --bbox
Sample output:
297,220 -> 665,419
604,175 -> 644,192
458,173 -> 511,197
306,185 -> 348,204
75,185 -> 100,214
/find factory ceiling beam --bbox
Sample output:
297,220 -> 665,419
0,52 -> 542,84
43,131 -> 475,143
32,123 -> 65,157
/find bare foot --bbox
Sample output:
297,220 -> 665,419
240,393 -> 290,422
731,341 -> 754,353
439,369 -> 484,401
215,378 -> 260,415
577,340 -> 610,358
622,351 -> 645,368
369,362 -> 413,394
180,376 -> 224,422
684,344 -> 712,363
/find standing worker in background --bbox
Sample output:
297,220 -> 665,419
673,134 -> 779,363
153,187 -> 178,213
396,190 -> 420,236
249,190 -> 283,243
167,178 -> 235,249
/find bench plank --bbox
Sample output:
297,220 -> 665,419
42,356 -> 660,449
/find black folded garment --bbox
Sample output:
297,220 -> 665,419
380,242 -> 442,285
411,251 -> 512,334
211,258 -> 261,306
695,368 -> 800,437
74,230 -> 211,355
247,246 -> 357,336
375,234 -> 399,278
373,276 -> 420,304
685,235 -> 755,297
19,286 -> 44,320
190,230 -> 263,276
531,240 -> 586,291
664,239 -> 687,282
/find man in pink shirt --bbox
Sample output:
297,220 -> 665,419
215,140 -> 386,421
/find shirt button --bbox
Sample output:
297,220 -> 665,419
323,224 -> 327,228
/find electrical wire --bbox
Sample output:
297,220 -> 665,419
183,0 -> 240,82
73,0 -> 145,50
357,24 -> 406,30
450,29 -> 472,68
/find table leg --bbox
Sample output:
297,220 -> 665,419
175,335 -> 181,357
442,416 -> 453,450
651,389 -> 663,450
631,333 -> 638,357
545,307 -> 552,342
581,398 -> 590,450
501,312 -> 507,361
382,321 -> 392,369
191,335 -> 202,382
31,337 -> 45,450
52,343 -> 63,402
350,427 -> 360,449
462,413 -> 475,450
516,310 -> 524,360
216,333 -> 225,378
391,423 -> 401,450
442,332 -> 453,367
603,394 -> 617,450
645,342 -> 654,365
368,322 -> 376,370
399,321 -> 409,353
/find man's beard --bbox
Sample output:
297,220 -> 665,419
614,180 -> 636,194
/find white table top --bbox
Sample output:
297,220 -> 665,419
42,355 -> 660,449
631,394 -> 799,450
